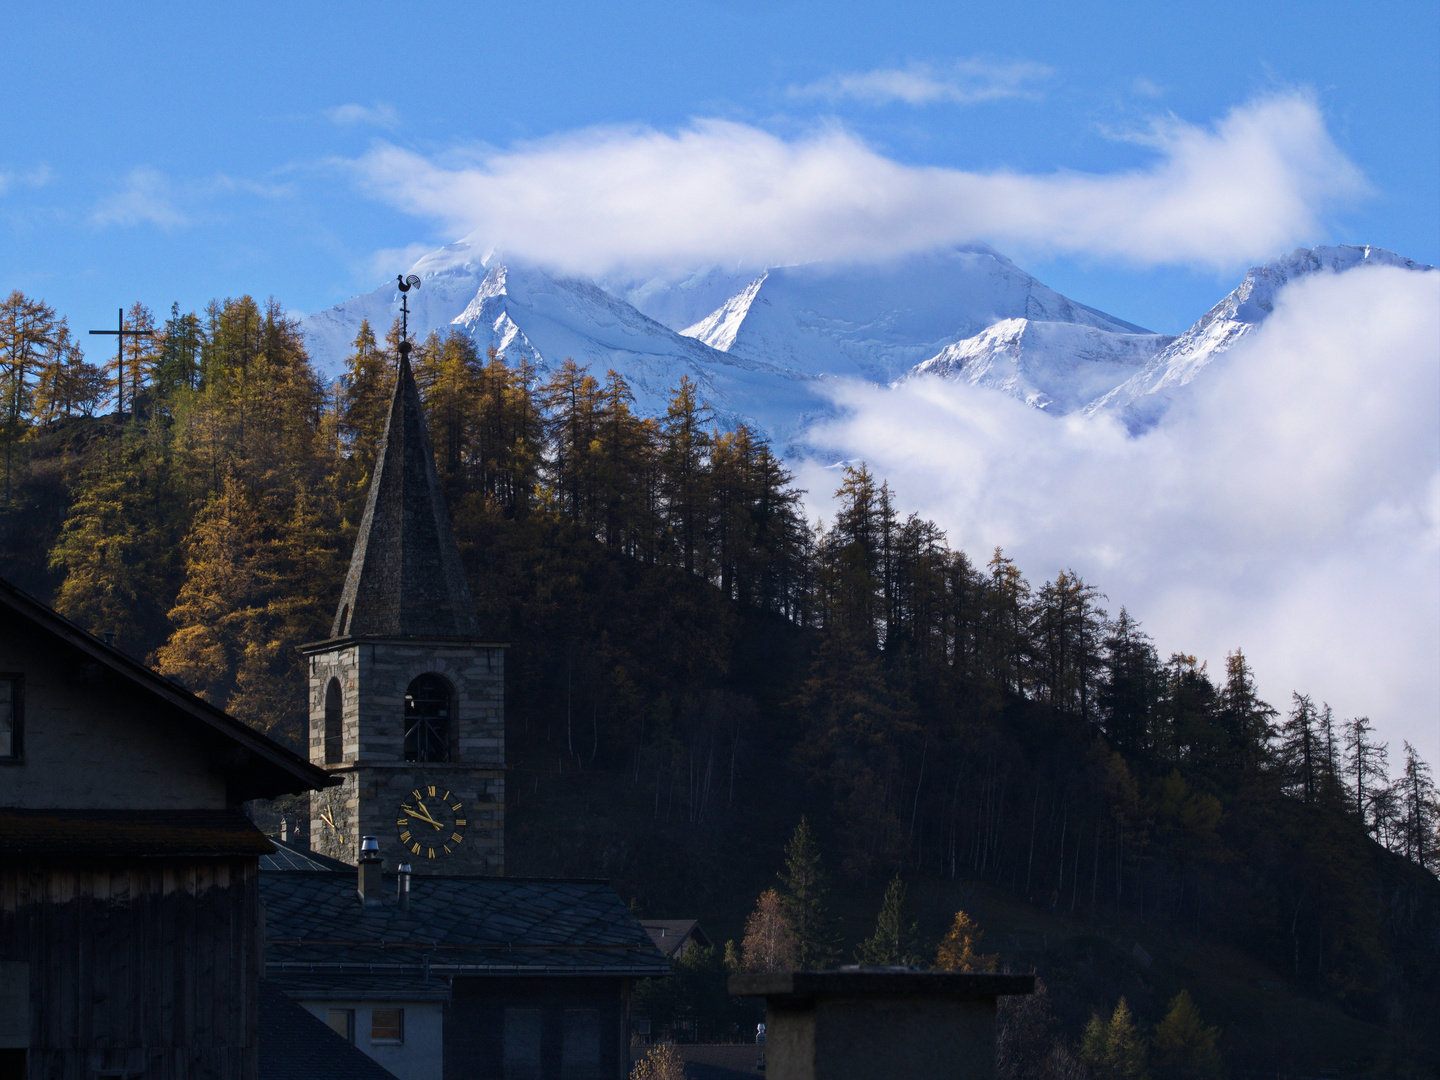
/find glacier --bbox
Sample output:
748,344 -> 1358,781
300,240 -> 1432,450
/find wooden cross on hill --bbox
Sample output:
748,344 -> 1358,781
89,307 -> 154,419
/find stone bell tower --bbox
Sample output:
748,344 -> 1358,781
302,338 -> 505,874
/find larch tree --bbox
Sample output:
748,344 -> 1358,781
1150,990 -> 1222,1080
934,910 -> 997,972
739,889 -> 797,974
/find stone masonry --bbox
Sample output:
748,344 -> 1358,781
303,638 -> 506,874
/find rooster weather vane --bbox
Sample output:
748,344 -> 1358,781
396,274 -> 421,362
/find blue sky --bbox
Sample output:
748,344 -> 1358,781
3,0 -> 1436,339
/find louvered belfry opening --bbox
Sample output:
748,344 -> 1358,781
323,678 -> 344,763
404,673 -> 452,762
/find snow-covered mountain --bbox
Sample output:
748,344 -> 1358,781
1084,245 -> 1434,431
301,242 -> 1175,447
299,240 -> 1432,449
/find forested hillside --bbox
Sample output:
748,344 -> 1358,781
2,290 -> 1437,1075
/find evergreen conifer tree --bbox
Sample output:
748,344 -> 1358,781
777,816 -> 837,969
857,874 -> 919,965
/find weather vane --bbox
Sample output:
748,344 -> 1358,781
396,274 -> 421,362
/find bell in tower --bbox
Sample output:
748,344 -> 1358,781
302,276 -> 505,874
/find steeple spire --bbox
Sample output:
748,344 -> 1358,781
330,341 -> 479,639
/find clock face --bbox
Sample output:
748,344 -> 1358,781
396,785 -> 466,859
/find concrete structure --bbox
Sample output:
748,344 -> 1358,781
730,970 -> 1034,1080
301,349 -> 506,874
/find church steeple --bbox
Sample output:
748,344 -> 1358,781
330,350 -> 479,639
304,275 -> 505,875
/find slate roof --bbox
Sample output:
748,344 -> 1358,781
0,808 -> 274,857
258,980 -> 400,1080
261,836 -> 354,871
325,352 -> 480,640
261,871 -> 671,980
0,575 -> 332,802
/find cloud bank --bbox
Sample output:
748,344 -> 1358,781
788,59 -> 1052,106
352,92 -> 1365,275
800,265 -> 1440,764
92,166 -> 188,228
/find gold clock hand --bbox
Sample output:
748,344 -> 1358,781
404,807 -> 444,830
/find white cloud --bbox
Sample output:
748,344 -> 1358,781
789,59 -> 1052,106
326,103 -> 400,129
0,163 -> 52,195
798,265 -> 1440,765
91,166 -> 188,228
350,92 -> 1366,274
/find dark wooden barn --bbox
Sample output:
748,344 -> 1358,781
0,577 -> 330,1080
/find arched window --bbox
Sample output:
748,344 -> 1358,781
323,678 -> 344,764
404,674 -> 452,763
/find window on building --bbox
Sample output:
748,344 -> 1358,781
502,1008 -> 542,1080
0,676 -> 21,761
370,1008 -> 404,1044
561,1008 -> 602,1079
323,678 -> 343,764
327,1009 -> 354,1044
404,674 -> 452,763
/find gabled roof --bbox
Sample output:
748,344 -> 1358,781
259,981 -> 400,1080
0,576 -> 331,802
640,919 -> 713,958
261,871 -> 671,979
327,353 -> 479,640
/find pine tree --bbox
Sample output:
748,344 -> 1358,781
934,910 -> 997,972
857,874 -> 919,965
1151,990 -> 1221,1079
776,816 -> 837,969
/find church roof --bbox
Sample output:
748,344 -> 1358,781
261,871 -> 671,980
330,353 -> 479,639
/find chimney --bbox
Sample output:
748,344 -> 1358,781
397,863 -> 412,910
730,969 -> 1034,1080
358,836 -> 383,906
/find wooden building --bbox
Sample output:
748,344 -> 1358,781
0,577 -> 330,1080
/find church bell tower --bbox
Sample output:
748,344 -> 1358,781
302,311 -> 505,874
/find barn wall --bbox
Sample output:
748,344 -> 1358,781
0,857 -> 260,1080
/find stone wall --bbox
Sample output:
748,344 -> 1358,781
304,639 -> 505,875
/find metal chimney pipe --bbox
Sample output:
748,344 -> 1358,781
397,863 -> 412,910
358,836 -> 383,906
